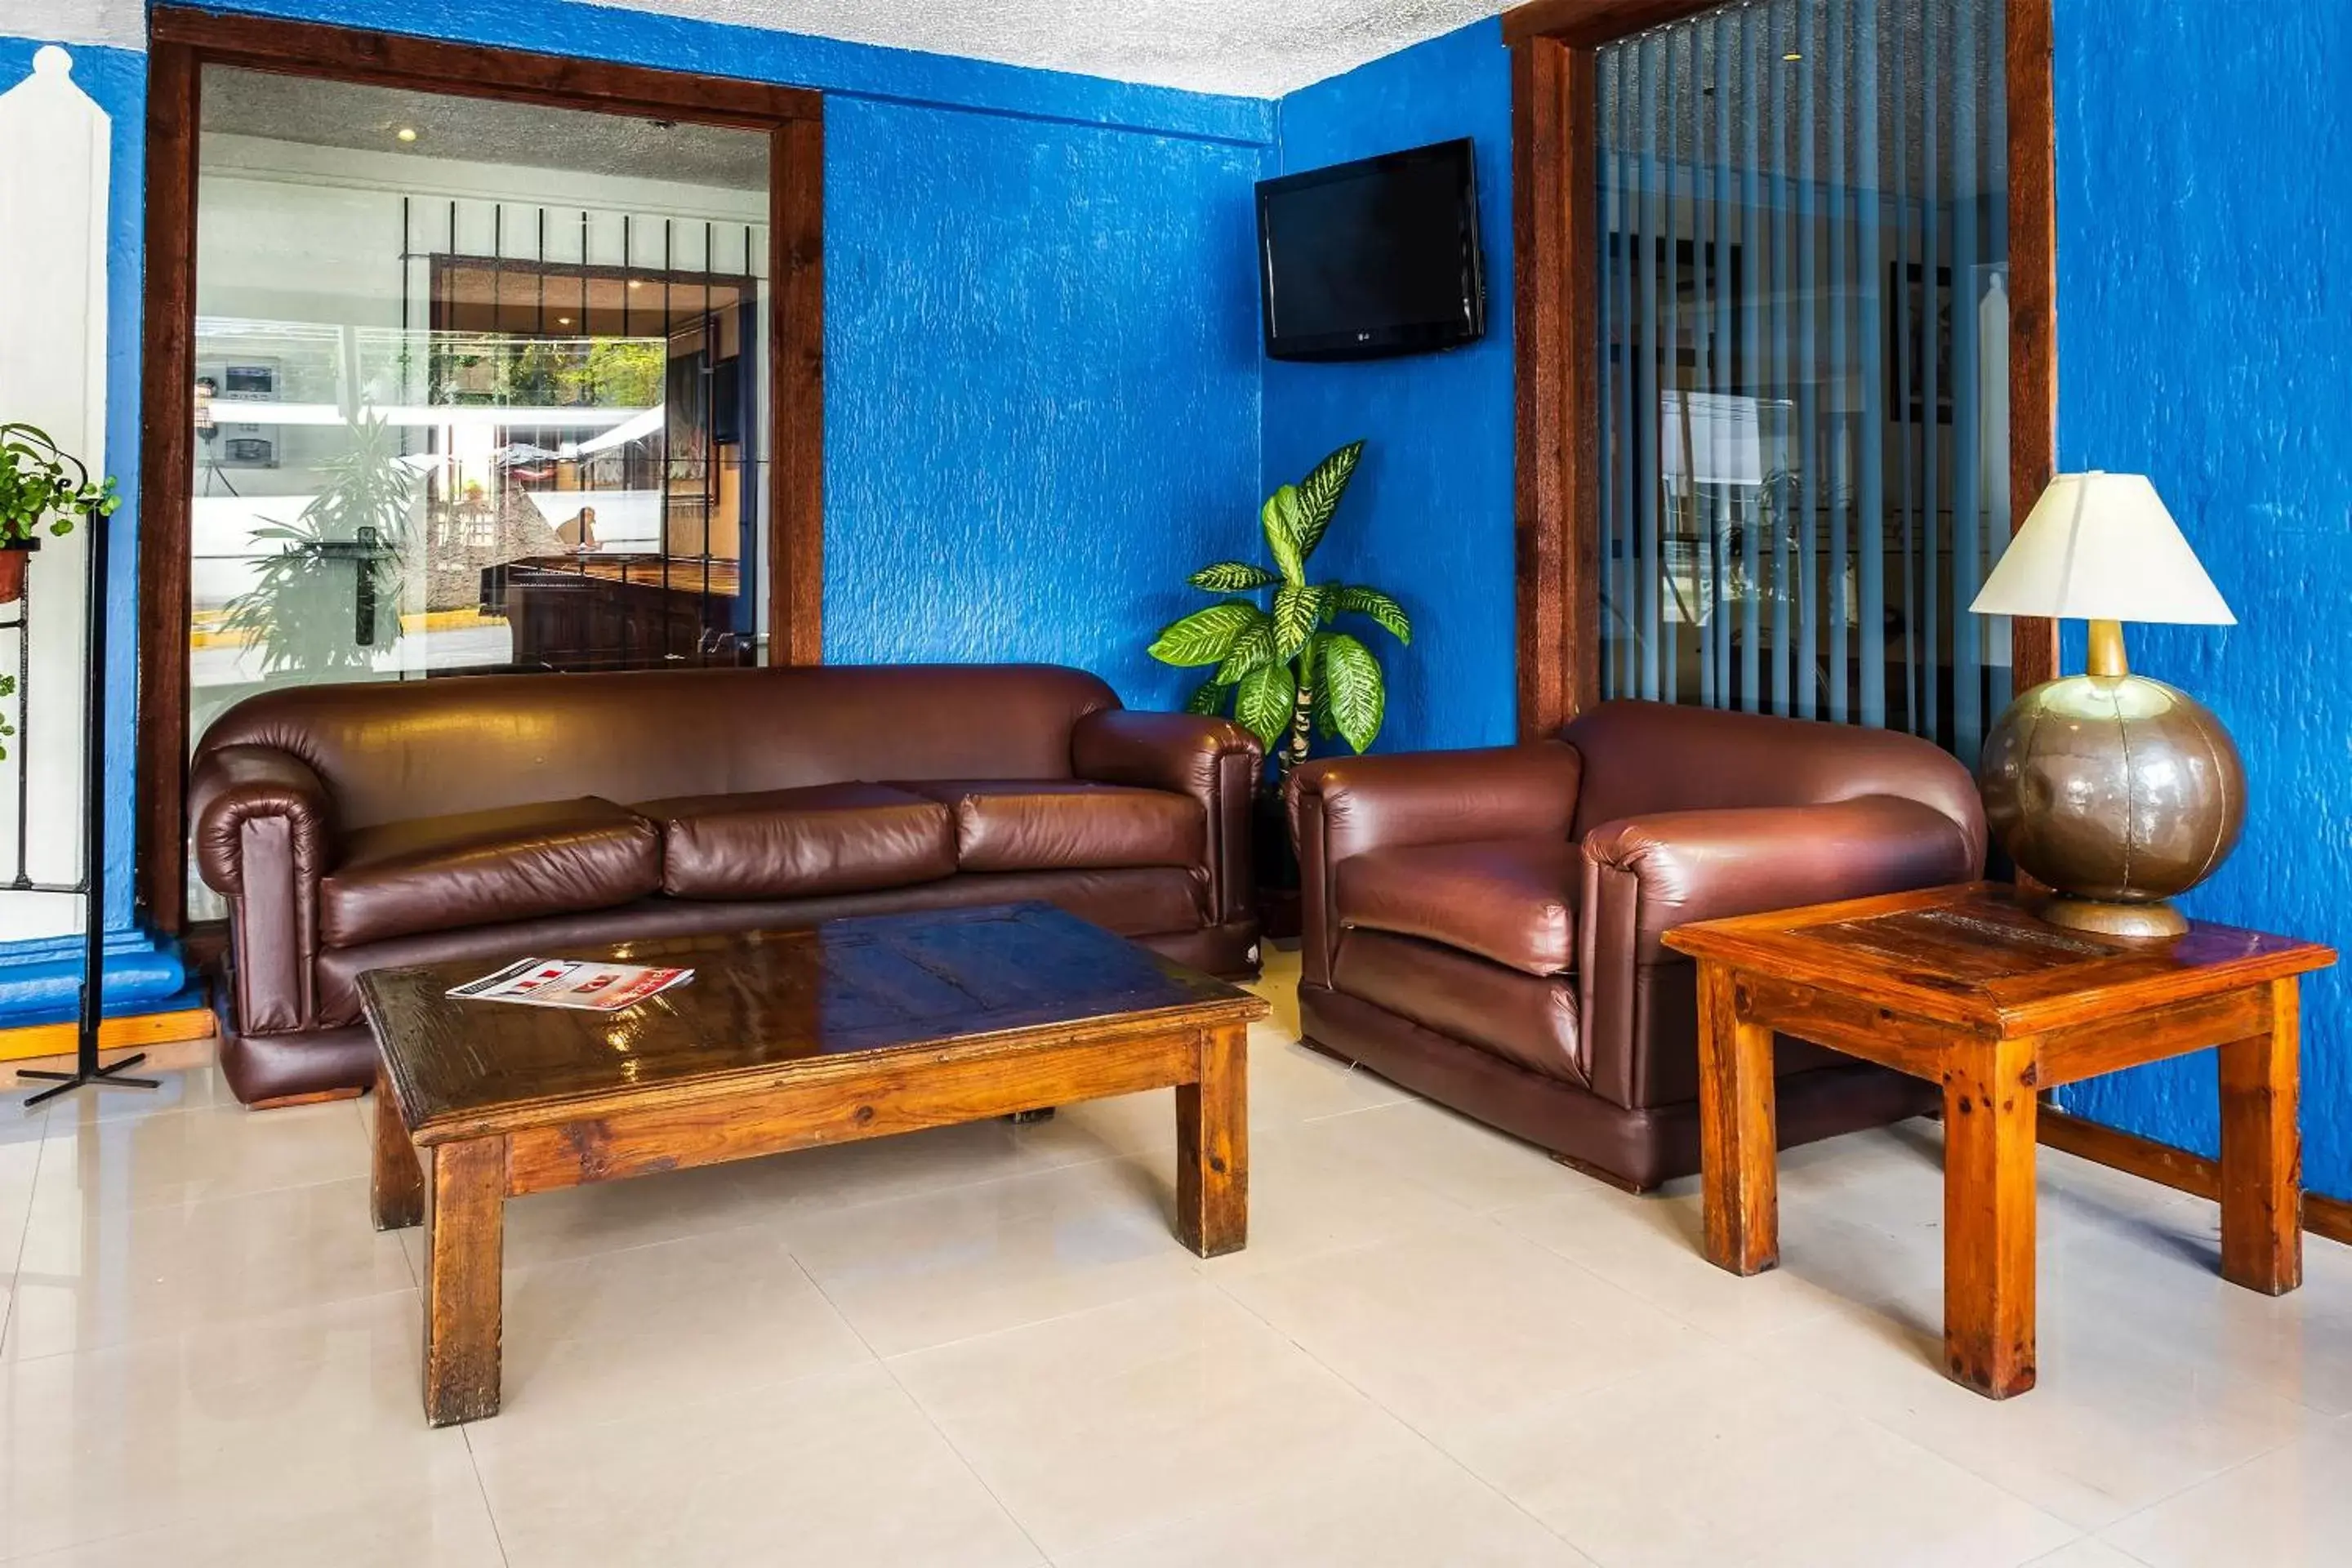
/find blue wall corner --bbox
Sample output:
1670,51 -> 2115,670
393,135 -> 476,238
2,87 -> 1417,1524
2045,0 -> 2352,1200
1258,20 -> 1519,755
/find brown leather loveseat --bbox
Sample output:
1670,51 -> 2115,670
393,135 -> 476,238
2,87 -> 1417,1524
191,663 -> 1260,1106
1288,701 -> 1984,1190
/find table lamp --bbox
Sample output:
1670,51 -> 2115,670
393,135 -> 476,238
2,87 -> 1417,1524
1971,472 -> 2242,938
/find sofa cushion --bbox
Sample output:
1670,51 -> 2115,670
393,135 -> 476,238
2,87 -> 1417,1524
319,797 -> 660,949
1332,928 -> 1584,1085
1334,837 -> 1581,977
898,780 -> 1204,873
635,783 -> 957,900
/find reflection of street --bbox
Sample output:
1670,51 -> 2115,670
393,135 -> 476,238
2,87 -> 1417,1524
189,616 -> 516,691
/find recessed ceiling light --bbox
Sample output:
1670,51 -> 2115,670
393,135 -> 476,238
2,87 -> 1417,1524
627,280 -> 643,291
1783,51 -> 1803,62
394,126 -> 418,142
556,315 -> 573,325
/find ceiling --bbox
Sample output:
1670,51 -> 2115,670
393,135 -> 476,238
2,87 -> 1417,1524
202,68 -> 772,189
568,0 -> 1512,99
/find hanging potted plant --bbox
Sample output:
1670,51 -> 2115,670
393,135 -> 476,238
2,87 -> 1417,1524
0,423 -> 115,607
1147,439 -> 1410,935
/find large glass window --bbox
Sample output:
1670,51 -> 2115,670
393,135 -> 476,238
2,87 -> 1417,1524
1593,0 -> 2010,760
189,69 -> 771,913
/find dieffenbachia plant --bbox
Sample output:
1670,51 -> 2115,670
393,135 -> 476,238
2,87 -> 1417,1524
1147,440 -> 1410,780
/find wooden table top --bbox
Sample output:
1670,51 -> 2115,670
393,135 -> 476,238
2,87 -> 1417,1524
1662,882 -> 2335,1037
361,903 -> 1267,1143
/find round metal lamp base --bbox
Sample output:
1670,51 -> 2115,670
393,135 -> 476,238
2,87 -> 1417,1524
2035,895 -> 2189,942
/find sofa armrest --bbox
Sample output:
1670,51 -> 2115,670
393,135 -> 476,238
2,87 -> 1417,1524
1287,743 -> 1583,987
188,745 -> 335,1035
1071,709 -> 1263,929
1576,795 -> 1980,1105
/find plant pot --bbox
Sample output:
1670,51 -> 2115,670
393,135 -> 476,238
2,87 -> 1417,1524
1251,786 -> 1303,941
0,536 -> 41,607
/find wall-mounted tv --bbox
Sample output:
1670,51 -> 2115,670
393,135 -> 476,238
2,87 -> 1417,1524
1256,137 -> 1486,363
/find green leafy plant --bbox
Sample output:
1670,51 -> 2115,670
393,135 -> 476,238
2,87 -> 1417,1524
0,422 -> 115,546
220,415 -> 417,676
1148,440 -> 1410,779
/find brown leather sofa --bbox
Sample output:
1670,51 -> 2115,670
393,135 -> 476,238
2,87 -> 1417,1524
1288,701 -> 1984,1191
190,663 -> 1261,1106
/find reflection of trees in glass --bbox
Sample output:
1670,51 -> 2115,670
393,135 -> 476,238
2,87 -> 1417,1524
220,416 -> 417,676
562,340 -> 664,408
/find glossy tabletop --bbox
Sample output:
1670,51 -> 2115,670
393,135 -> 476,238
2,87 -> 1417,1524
360,902 -> 1267,1138
1661,881 -> 2336,1036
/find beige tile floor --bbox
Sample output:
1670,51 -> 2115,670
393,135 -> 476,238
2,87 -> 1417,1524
2,948 -> 2350,1566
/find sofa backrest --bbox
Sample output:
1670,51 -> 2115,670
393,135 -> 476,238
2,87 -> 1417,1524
194,663 -> 1121,831
1559,700 -> 1986,866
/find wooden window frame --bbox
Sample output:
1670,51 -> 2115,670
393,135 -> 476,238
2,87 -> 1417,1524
138,8 -> 826,931
1504,0 -> 2059,738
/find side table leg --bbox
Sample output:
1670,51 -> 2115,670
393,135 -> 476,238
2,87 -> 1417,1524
1176,1022 -> 1248,1258
1944,1037 -> 2038,1398
2220,978 -> 2302,1296
370,1067 -> 424,1232
1697,964 -> 1779,1276
423,1136 -> 506,1426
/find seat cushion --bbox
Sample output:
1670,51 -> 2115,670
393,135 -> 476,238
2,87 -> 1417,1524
635,783 -> 957,900
319,797 -> 661,949
898,780 -> 1204,873
1332,928 -> 1584,1085
1334,837 -> 1581,977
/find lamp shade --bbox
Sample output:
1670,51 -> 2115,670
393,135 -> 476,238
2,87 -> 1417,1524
1970,471 -> 2234,625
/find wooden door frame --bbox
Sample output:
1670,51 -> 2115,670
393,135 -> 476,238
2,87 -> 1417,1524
138,8 -> 826,931
1503,0 -> 2059,739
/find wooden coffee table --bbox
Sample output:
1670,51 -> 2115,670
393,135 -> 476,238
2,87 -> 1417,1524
360,902 -> 1268,1425
1664,881 -> 2334,1400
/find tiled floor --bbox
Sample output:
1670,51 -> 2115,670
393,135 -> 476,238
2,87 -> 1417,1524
2,950 -> 2349,1566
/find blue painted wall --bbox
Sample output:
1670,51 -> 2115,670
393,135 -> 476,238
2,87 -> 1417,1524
1259,20 -> 1518,755
2045,0 -> 2352,1200
823,99 -> 1264,706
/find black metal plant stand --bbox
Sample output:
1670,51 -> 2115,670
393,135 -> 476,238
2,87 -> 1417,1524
20,509 -> 158,1107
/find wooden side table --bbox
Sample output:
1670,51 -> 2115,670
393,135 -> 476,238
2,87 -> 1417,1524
1664,881 -> 2335,1400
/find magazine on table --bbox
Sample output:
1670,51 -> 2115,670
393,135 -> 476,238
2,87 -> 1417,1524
448,956 -> 693,1012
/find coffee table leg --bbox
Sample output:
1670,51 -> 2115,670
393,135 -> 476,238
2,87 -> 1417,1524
423,1135 -> 506,1426
2220,978 -> 2302,1296
1697,964 -> 1779,1276
1176,1022 -> 1247,1258
370,1067 -> 424,1232
1943,1036 -> 2038,1399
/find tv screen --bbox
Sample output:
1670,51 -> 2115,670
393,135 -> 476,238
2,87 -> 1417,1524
1257,137 -> 1485,363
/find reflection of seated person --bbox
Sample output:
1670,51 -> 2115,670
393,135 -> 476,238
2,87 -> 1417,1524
554,505 -> 601,552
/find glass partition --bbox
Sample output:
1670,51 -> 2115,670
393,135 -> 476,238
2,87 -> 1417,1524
1593,0 -> 2010,759
189,68 -> 771,913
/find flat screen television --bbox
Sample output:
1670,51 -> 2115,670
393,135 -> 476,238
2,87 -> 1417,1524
1256,137 -> 1486,363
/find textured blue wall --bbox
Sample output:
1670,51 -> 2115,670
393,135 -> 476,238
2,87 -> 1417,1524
823,99 -> 1264,707
1259,20 -> 1518,755
2047,0 -> 2352,1200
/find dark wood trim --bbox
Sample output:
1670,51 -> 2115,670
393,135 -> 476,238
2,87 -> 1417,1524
1503,0 -> 2063,738
136,40 -> 200,933
1512,37 -> 1574,740
2005,0 -> 2060,694
769,114 -> 826,667
136,11 -> 827,930
147,7 -> 821,127
1503,0 -> 1728,48
2038,1106 -> 2352,1250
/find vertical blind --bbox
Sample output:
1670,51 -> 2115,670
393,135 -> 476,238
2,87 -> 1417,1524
1595,0 -> 2010,762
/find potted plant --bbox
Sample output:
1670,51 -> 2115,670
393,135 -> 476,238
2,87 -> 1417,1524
1147,439 -> 1410,934
0,423 -> 116,607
